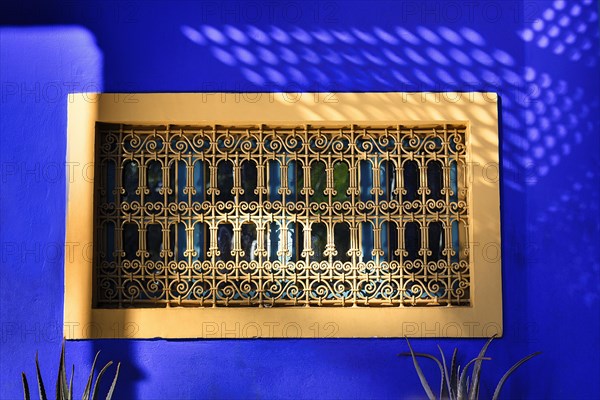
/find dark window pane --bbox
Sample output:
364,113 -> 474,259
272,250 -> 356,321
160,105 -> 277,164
360,160 -> 373,202
288,160 -> 302,200
381,221 -> 399,262
268,160 -> 282,202
380,160 -> 396,201
122,160 -> 139,202
147,224 -> 163,262
405,222 -> 420,262
310,161 -> 326,201
169,222 -> 186,262
217,161 -> 233,202
334,223 -> 351,262
123,222 -> 138,261
311,223 -> 327,262
288,222 -> 304,262
216,223 -> 234,261
147,161 -> 162,202
427,160 -> 443,201
403,160 -> 419,202
193,222 -> 207,262
193,160 -> 206,203
267,222 -> 280,262
333,162 -> 350,202
361,222 -> 374,262
428,221 -> 444,262
105,160 -> 116,203
241,223 -> 257,261
241,161 -> 258,202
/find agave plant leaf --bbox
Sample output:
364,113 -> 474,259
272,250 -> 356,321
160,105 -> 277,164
450,348 -> 458,397
468,335 -> 497,400
56,342 -> 69,400
456,365 -> 462,400
35,352 -> 48,400
91,361 -> 113,400
402,339 -> 437,400
491,352 -> 541,400
23,346 -> 119,400
106,363 -> 120,400
82,351 -> 100,400
438,346 -> 453,400
61,345 -> 69,400
399,350 -> 447,399
55,354 -> 62,400
402,339 -> 540,400
68,365 -> 74,400
457,357 -> 491,400
22,373 -> 30,400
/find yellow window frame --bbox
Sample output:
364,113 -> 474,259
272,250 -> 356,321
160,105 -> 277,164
65,92 -> 502,338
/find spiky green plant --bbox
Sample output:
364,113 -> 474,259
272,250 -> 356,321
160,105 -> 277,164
399,336 -> 540,400
21,342 -> 119,400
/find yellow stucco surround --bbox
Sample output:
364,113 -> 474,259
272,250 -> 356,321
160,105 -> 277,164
65,92 -> 502,339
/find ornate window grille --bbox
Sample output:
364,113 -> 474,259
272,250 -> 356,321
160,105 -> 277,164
65,92 -> 502,338
94,123 -> 469,308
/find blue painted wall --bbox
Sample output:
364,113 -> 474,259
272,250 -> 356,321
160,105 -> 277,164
1,1 -> 599,398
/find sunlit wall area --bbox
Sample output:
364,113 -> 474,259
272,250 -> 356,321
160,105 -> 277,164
0,0 -> 598,399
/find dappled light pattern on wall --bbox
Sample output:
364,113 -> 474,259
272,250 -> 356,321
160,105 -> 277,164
530,161 -> 600,307
181,24 -> 510,92
519,0 -> 598,67
520,67 -> 598,183
180,19 -> 597,191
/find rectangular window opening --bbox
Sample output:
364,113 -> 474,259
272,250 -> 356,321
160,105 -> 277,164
65,92 -> 502,338
94,123 -> 469,308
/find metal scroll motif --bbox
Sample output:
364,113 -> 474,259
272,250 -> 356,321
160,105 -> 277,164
94,123 -> 470,307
